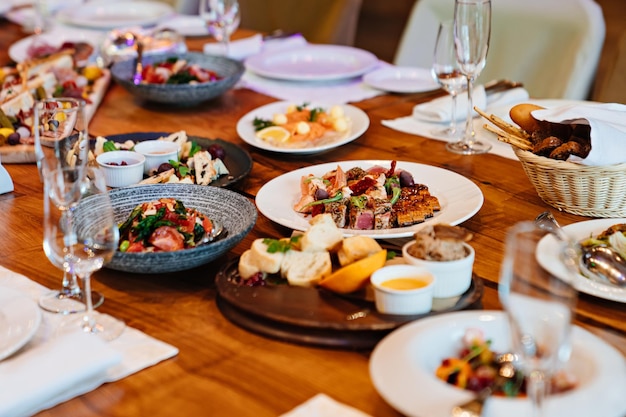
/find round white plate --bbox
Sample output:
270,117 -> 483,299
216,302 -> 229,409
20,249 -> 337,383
255,160 -> 484,239
244,44 -> 379,82
9,27 -> 102,64
0,287 -> 42,361
536,218 -> 626,303
56,0 -> 174,30
370,310 -> 626,417
236,101 -> 369,155
363,66 -> 439,93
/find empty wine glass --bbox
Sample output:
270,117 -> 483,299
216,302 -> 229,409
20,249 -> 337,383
45,167 -> 124,341
499,221 -> 578,417
34,97 -> 103,314
448,0 -> 492,155
431,20 -> 467,138
199,0 -> 241,56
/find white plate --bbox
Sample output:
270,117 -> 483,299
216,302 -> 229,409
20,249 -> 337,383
255,160 -> 484,239
536,218 -> 626,303
0,288 -> 42,361
236,101 -> 369,155
9,27 -> 102,64
363,66 -> 439,93
56,0 -> 174,30
370,310 -> 626,417
244,44 -> 379,82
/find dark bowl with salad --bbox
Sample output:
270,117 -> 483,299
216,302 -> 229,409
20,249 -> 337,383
111,52 -> 244,106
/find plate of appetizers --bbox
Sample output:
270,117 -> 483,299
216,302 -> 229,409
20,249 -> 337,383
9,27 -> 101,65
536,218 -> 626,303
370,310 -> 626,417
0,287 -> 42,361
255,160 -> 484,239
236,101 -> 369,155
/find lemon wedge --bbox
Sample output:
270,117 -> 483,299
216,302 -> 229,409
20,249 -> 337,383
256,126 -> 290,144
318,249 -> 387,294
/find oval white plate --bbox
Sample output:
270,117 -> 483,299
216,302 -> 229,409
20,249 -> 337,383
370,310 -> 626,417
236,101 -> 369,155
363,66 -> 439,93
244,44 -> 379,82
0,287 -> 42,361
255,160 -> 484,239
9,27 -> 102,64
56,0 -> 174,30
536,218 -> 626,303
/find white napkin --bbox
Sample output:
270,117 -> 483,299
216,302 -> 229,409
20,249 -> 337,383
0,155 -> 14,194
157,15 -> 207,37
413,85 -> 530,122
203,33 -> 307,61
532,102 -> 626,166
280,394 -> 372,417
0,332 -> 121,417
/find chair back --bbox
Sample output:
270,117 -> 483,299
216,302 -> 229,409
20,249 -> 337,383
394,0 -> 605,100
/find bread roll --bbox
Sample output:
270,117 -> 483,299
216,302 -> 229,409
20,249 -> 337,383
237,239 -> 286,279
337,235 -> 383,266
238,249 -> 260,279
300,213 -> 344,252
280,250 -> 332,287
509,103 -> 545,133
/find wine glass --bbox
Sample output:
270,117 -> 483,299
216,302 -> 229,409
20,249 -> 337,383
45,166 -> 124,341
448,0 -> 492,155
499,221 -> 578,417
431,20 -> 467,138
34,97 -> 104,314
198,0 -> 241,56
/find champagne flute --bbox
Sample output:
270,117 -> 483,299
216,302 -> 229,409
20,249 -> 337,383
45,167 -> 124,341
34,97 -> 103,314
198,0 -> 241,56
499,221 -> 578,417
448,0 -> 492,155
431,20 -> 467,138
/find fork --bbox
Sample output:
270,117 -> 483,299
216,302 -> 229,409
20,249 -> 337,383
451,386 -> 493,417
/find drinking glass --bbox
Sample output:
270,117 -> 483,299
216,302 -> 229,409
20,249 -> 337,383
448,0 -> 492,155
34,97 -> 103,314
499,221 -> 578,417
45,167 -> 124,341
198,0 -> 241,56
431,20 -> 467,138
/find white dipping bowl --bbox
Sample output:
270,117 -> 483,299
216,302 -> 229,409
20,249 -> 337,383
96,150 -> 145,188
133,140 -> 179,175
370,264 -> 435,315
402,241 -> 475,298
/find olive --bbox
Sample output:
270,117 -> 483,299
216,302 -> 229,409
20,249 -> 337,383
315,188 -> 329,200
399,170 -> 415,188
208,143 -> 226,160
7,132 -> 20,145
157,162 -> 173,173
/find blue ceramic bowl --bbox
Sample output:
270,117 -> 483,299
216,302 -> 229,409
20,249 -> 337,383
111,52 -> 244,105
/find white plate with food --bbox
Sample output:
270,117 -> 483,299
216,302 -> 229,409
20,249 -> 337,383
236,101 -> 369,154
9,27 -> 102,64
255,160 -> 483,239
536,218 -> 626,303
244,44 -> 379,82
56,0 -> 174,30
0,287 -> 42,361
363,66 -> 439,93
370,310 -> 626,417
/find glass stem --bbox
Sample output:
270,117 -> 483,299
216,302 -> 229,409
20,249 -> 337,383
81,273 -> 97,333
449,93 -> 458,135
464,76 -> 475,145
527,369 -> 547,417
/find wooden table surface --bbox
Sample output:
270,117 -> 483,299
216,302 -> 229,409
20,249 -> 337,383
0,17 -> 624,417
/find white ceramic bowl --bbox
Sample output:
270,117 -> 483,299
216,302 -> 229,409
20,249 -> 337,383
402,241 -> 475,298
370,264 -> 435,315
133,140 -> 179,175
96,150 -> 145,188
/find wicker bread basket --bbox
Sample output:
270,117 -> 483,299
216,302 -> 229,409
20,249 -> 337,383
513,147 -> 626,217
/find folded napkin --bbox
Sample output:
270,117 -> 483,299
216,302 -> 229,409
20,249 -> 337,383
413,85 -> 530,122
280,394 -> 372,417
0,331 -> 121,417
203,33 -> 307,60
532,102 -> 626,166
0,266 -> 179,417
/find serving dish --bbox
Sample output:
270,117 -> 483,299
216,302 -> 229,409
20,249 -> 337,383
111,52 -> 244,105
244,44 -> 378,82
255,160 -> 484,239
0,287 -> 42,361
8,27 -> 101,64
56,0 -> 174,29
369,310 -> 626,417
236,101 -> 369,155
363,66 -> 439,93
101,184 -> 257,273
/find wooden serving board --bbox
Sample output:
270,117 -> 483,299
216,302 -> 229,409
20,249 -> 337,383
0,69 -> 111,164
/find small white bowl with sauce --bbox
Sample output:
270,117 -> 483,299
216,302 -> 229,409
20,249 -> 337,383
370,264 -> 435,315
96,150 -> 145,188
133,140 -> 179,175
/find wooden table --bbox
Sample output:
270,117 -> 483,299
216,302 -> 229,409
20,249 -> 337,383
1,18 -> 624,417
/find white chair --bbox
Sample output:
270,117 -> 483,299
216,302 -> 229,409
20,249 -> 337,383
394,0 -> 605,100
